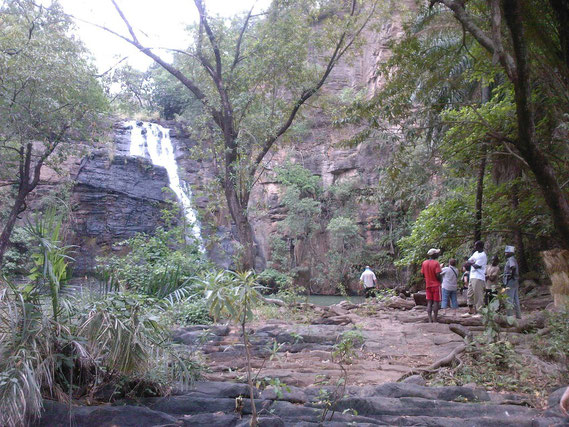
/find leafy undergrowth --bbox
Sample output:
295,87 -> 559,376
428,311 -> 569,408
427,338 -> 560,407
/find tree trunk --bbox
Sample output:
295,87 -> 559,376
549,0 -> 569,75
0,143 -> 38,265
224,181 -> 256,270
474,85 -> 490,242
510,181 -> 528,273
474,146 -> 487,242
0,193 -> 27,265
503,0 -> 569,249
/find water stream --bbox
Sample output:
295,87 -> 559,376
127,121 -> 204,249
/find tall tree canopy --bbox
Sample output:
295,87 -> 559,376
340,0 -> 569,270
0,0 -> 108,264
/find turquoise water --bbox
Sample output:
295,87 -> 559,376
306,295 -> 365,306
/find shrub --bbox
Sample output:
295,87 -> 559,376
257,268 -> 293,293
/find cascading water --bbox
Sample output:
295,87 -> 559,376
127,121 -> 204,250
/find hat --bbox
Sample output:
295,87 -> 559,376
505,245 -> 515,253
427,248 -> 441,256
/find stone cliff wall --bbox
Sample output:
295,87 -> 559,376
243,5 -> 415,293
71,146 -> 172,274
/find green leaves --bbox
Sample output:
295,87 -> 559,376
202,270 -> 264,324
396,194 -> 475,267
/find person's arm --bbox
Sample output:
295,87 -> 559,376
560,386 -> 569,416
469,254 -> 481,269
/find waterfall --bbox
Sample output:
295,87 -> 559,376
127,121 -> 204,250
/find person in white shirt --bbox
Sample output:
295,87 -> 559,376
466,240 -> 487,315
360,266 -> 378,298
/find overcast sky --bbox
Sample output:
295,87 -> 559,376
55,0 -> 270,71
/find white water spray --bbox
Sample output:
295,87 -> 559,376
128,121 -> 204,249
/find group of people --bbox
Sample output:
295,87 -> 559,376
421,240 -> 522,323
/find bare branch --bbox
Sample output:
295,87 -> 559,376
232,6 -> 254,72
194,0 -> 222,77
78,3 -> 224,127
110,0 -> 139,43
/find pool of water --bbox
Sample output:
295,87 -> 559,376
306,295 -> 365,306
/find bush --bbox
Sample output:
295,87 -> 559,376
533,310 -> 569,366
257,268 -> 293,293
97,226 -> 210,299
162,298 -> 212,326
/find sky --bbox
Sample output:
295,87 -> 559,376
53,0 -> 271,72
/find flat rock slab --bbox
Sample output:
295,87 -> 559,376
196,304 -> 467,387
37,382 -> 567,426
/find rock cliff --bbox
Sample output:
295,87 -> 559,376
69,4 -> 416,289
71,145 -> 172,274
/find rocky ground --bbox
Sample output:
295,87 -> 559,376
38,289 -> 569,426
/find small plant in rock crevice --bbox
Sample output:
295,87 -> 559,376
202,270 -> 265,426
316,329 -> 365,422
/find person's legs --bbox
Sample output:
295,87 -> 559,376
466,279 -> 475,314
472,278 -> 485,312
431,286 -> 441,322
505,280 -> 516,317
441,288 -> 449,309
426,299 -> 433,322
449,290 -> 458,312
513,286 -> 522,319
433,300 -> 440,322
450,290 -> 458,316
484,289 -> 492,305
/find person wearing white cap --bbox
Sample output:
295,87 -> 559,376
504,245 -> 521,319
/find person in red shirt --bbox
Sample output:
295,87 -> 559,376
421,248 -> 442,323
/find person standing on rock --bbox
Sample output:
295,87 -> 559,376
466,240 -> 487,316
485,255 -> 500,305
441,258 -> 459,317
360,266 -> 378,298
421,248 -> 442,323
504,245 -> 522,319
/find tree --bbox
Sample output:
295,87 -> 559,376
430,0 -> 569,248
100,0 -> 377,269
0,0 -> 108,264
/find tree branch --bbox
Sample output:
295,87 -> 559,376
231,6 -> 254,73
251,0 -> 373,175
431,0 -> 517,79
84,3 -> 224,127
194,0 -> 222,78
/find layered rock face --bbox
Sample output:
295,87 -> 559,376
71,121 -> 235,274
71,147 -> 172,274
